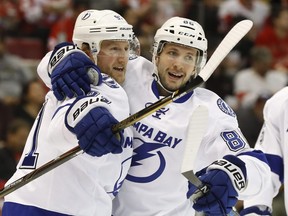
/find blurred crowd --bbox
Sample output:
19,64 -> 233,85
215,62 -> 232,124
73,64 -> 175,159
1,0 -> 288,215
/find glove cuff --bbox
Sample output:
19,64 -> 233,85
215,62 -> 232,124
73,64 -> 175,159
207,156 -> 247,193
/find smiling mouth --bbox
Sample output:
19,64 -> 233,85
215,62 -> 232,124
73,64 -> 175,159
113,66 -> 125,72
168,71 -> 183,79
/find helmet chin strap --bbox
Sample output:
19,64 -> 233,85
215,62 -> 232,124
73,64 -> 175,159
152,72 -> 174,95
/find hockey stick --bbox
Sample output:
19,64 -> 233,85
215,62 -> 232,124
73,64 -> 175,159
181,106 -> 239,216
181,105 -> 209,201
0,19 -> 253,198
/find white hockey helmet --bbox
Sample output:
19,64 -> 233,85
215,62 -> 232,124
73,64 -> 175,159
153,17 -> 207,75
72,9 -> 134,62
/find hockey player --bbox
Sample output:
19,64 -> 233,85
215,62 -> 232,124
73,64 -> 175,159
37,17 -> 272,215
239,87 -> 288,215
2,10 -> 134,216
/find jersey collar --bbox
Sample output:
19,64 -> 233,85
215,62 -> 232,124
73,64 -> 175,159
151,80 -> 193,103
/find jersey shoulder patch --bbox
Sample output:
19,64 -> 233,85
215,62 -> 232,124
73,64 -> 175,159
217,98 -> 236,117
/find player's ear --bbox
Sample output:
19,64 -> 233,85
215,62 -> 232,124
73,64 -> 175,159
81,43 -> 94,63
155,55 -> 159,66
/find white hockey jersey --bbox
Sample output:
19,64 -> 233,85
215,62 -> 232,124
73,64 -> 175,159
112,56 -> 272,216
3,72 -> 133,215
244,87 -> 288,211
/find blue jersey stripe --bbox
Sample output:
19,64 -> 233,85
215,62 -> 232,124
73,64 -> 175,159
265,153 -> 284,183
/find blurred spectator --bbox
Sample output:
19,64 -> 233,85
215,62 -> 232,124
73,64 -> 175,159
0,101 -> 14,142
118,0 -> 155,60
118,0 -> 153,28
0,0 -> 20,36
0,119 -> 30,214
205,50 -> 243,109
235,93 -> 271,147
17,0 -> 71,48
153,0 -> 183,27
4,36 -> 45,59
13,79 -> 46,128
0,119 -> 30,188
234,46 -> 287,108
89,0 -> 119,10
255,5 -> 288,73
183,0 -> 222,43
0,35 -> 34,105
47,0 -> 90,51
19,0 -> 69,24
119,0 -> 184,60
218,0 -> 270,39
217,0 -> 270,68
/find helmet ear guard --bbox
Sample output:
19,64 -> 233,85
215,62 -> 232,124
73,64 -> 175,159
129,34 -> 141,60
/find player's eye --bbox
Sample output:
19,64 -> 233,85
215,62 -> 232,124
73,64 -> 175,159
167,50 -> 178,57
184,55 -> 195,62
110,46 -> 120,51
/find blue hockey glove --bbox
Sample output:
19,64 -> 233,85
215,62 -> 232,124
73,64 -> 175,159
187,155 -> 247,215
240,206 -> 272,216
73,106 -> 124,157
48,42 -> 102,101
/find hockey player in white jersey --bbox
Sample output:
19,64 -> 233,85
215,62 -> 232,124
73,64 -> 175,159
2,10 -> 134,216
240,87 -> 288,215
36,17 -> 272,215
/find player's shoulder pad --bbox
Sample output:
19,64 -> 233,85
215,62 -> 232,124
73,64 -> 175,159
194,88 -> 236,118
65,91 -> 112,132
48,42 -> 87,77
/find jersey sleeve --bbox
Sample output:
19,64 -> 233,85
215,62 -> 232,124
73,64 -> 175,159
37,51 -> 53,89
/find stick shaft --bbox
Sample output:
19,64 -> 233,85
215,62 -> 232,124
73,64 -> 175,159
0,147 -> 82,197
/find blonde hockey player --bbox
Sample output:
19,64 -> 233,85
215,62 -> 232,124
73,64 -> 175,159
2,10 -> 134,216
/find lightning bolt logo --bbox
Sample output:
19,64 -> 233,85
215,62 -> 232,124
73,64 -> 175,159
107,156 -> 132,197
126,138 -> 167,183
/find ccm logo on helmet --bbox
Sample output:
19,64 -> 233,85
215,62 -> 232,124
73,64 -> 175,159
178,32 -> 195,37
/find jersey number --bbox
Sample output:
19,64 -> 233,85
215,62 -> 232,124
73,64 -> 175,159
19,102 -> 46,169
221,131 -> 245,151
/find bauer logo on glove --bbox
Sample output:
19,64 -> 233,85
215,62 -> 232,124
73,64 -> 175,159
48,42 -> 103,100
65,93 -> 111,130
208,158 -> 247,192
48,43 -> 82,76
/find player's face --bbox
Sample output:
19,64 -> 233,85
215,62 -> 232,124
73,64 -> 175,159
156,43 -> 198,93
97,40 -> 130,84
